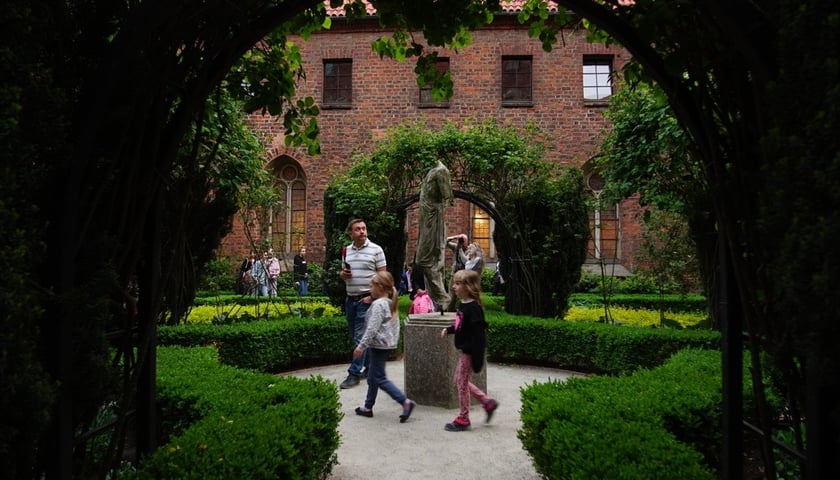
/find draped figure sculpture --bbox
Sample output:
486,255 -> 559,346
415,161 -> 454,311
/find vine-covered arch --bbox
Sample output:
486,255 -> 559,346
324,119 -> 590,317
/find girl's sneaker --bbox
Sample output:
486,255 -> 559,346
484,399 -> 499,423
399,399 -> 416,423
444,418 -> 471,432
355,406 -> 373,418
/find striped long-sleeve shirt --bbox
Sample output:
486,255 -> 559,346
344,240 -> 386,296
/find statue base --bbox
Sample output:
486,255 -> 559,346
403,313 -> 487,409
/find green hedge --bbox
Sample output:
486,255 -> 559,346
519,349 -> 728,479
154,312 -> 724,478
569,293 -> 707,313
160,313 -> 718,376
133,346 -> 341,480
485,313 -> 719,375
159,317 -> 351,372
193,293 -> 331,307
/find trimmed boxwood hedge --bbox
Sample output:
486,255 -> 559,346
135,346 -> 342,479
484,313 -> 719,375
159,317 -> 351,372
519,349 -> 730,479
569,293 -> 707,313
154,308 -> 723,478
159,314 -> 719,375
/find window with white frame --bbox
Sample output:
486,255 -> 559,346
583,56 -> 613,101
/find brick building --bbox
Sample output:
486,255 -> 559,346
218,2 -> 642,276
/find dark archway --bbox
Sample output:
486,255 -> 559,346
16,1 -> 837,478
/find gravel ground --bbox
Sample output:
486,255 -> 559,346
282,359 -> 579,480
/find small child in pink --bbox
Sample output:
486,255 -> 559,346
439,269 -> 499,431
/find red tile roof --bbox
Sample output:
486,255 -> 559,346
324,1 -> 561,17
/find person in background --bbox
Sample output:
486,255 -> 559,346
439,269 -> 498,431
293,246 -> 309,296
352,271 -> 416,423
444,234 -> 470,311
237,253 -> 256,294
267,249 -> 281,296
251,252 -> 269,296
409,261 -> 426,300
399,263 -> 412,296
491,258 -> 505,296
339,218 -> 387,389
465,242 -> 484,273
446,234 -> 469,274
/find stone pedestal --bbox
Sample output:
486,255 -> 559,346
404,313 -> 487,409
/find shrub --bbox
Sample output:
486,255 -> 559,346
160,308 -> 718,375
563,305 -> 708,329
574,269 -> 603,293
480,268 -> 495,292
182,301 -> 341,324
197,256 -> 237,292
159,317 -> 351,372
569,292 -> 708,313
519,349 -> 723,479
615,272 -> 660,293
484,313 -> 719,375
160,310 -> 718,376
134,346 -> 341,480
576,270 -> 695,295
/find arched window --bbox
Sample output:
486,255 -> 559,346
268,157 -> 306,253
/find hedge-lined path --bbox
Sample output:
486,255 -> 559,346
283,359 -> 580,480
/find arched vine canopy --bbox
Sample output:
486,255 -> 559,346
323,118 -> 590,317
8,0 -> 838,476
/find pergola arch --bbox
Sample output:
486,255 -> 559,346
38,1 -> 835,477
394,190 -> 502,223
328,131 -> 588,319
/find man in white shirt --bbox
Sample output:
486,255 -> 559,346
338,218 -> 387,388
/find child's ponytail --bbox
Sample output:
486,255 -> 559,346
389,286 -> 399,318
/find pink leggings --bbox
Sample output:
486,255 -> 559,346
453,353 -> 490,423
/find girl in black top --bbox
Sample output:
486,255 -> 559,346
439,269 -> 499,431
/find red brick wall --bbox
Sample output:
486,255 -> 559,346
218,15 -> 643,272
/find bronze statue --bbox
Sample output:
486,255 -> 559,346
415,161 -> 453,311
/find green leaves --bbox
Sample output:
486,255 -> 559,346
597,81 -> 700,212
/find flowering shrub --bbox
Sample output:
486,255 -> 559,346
563,305 -> 707,329
183,301 -> 341,324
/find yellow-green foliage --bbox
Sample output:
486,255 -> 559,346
564,305 -> 707,328
185,302 -> 341,324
